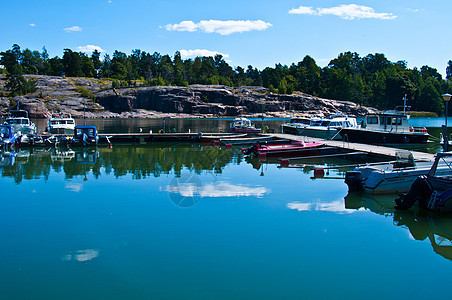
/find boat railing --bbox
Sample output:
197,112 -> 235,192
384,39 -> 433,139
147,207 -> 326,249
409,126 -> 428,133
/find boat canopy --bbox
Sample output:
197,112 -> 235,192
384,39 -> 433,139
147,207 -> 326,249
0,125 -> 12,138
75,125 -> 97,137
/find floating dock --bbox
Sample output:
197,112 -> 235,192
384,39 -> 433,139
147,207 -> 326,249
269,133 -> 435,162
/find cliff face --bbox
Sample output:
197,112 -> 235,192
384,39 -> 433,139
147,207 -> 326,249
0,75 -> 376,118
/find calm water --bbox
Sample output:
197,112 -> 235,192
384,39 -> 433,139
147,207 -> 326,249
1,118 -> 452,299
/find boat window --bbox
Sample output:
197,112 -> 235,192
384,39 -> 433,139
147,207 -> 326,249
311,121 -> 322,126
367,116 -> 378,124
393,117 -> 402,125
320,121 -> 330,126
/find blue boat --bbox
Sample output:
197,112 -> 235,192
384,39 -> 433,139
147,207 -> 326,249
0,125 -> 20,150
70,125 -> 99,146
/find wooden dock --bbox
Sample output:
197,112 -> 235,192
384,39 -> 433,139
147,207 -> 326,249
269,133 -> 435,162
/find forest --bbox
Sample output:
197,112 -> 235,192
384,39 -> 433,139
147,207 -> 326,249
1,44 -> 452,115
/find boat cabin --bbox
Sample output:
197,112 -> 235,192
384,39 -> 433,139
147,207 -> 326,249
5,117 -> 32,126
364,113 -> 411,133
47,113 -> 76,134
49,119 -> 75,126
309,116 -> 358,129
289,116 -> 311,125
231,117 -> 253,128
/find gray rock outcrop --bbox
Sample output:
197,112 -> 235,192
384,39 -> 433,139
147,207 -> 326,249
0,75 -> 377,118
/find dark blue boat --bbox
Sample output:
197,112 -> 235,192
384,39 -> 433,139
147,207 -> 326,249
70,125 -> 99,146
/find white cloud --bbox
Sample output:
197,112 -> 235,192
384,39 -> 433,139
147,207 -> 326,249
29,23 -> 36,27
64,26 -> 82,32
77,45 -> 105,53
179,49 -> 229,59
289,5 -> 316,15
164,20 -> 272,35
289,4 -> 397,20
165,20 -> 198,32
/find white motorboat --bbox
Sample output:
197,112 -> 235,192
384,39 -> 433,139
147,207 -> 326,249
345,150 -> 452,194
301,114 -> 359,140
227,117 -> 261,134
281,115 -> 311,135
4,110 -> 37,135
46,113 -> 76,134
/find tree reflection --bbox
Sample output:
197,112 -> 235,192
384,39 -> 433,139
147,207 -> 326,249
0,144 -> 237,183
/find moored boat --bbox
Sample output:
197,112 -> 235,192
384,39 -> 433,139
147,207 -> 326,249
395,152 -> 452,212
69,125 -> 99,147
339,106 -> 429,144
46,113 -> 76,134
345,150 -> 450,194
227,117 -> 261,134
302,114 -> 359,140
3,110 -> 37,135
243,140 -> 324,157
281,115 -> 311,135
0,125 -> 20,150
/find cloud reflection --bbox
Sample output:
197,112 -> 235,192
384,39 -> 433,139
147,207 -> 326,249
288,200 -> 357,214
166,181 -> 270,198
62,249 -> 99,262
65,183 -> 83,192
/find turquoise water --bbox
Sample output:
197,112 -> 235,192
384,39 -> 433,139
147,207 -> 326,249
1,142 -> 451,299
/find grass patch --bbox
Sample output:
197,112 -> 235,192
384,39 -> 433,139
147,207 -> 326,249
409,111 -> 438,117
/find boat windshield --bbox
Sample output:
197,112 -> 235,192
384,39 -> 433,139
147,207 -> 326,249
233,119 -> 252,127
6,118 -> 29,125
432,155 -> 452,177
51,120 -> 75,125
290,118 -> 310,125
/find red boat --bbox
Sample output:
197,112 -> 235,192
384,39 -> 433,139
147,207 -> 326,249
243,140 -> 324,157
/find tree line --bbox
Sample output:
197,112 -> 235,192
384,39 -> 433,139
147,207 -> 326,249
1,44 -> 452,115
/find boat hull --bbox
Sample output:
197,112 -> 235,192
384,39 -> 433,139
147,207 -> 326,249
228,127 -> 261,134
340,128 -> 429,144
246,142 -> 324,157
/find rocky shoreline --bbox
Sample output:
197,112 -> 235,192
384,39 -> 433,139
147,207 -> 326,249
0,75 -> 377,119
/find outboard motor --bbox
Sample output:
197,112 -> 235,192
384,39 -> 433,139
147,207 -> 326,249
345,171 -> 364,192
395,175 -> 433,210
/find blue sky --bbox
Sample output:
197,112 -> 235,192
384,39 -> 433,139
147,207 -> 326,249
1,0 -> 451,76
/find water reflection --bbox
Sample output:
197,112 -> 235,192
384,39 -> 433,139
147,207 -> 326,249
288,200 -> 355,214
345,192 -> 452,261
166,180 -> 270,198
0,144 -> 236,184
394,211 -> 452,261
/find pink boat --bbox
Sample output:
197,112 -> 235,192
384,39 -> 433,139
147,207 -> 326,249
243,140 -> 324,157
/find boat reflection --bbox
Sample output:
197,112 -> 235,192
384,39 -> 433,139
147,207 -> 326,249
345,192 -> 452,261
393,211 -> 452,261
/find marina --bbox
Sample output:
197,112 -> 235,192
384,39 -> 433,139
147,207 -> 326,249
0,117 -> 451,299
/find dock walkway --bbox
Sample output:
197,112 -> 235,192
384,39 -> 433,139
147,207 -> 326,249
269,133 -> 435,162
